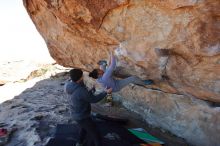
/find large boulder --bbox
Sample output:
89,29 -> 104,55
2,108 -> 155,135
23,0 -> 220,145
114,85 -> 220,146
23,0 -> 220,102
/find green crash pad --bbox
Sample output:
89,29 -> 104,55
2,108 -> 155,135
128,128 -> 164,144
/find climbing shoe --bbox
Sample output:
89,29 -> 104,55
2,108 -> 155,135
143,79 -> 154,85
97,60 -> 107,66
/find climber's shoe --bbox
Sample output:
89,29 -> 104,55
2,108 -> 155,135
143,79 -> 154,85
97,60 -> 107,66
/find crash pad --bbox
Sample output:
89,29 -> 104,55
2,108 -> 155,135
128,128 -> 164,144
46,121 -> 146,146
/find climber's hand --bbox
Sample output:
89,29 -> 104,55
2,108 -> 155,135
106,88 -> 112,94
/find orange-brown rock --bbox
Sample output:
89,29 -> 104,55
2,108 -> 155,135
23,0 -> 220,103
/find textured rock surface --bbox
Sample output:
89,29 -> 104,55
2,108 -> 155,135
0,74 -> 71,146
114,85 -> 220,146
0,60 -> 54,86
0,63 -> 67,103
23,0 -> 220,102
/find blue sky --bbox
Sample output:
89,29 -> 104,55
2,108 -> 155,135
0,0 -> 53,62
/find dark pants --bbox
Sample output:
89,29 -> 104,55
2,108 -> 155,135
77,117 -> 101,146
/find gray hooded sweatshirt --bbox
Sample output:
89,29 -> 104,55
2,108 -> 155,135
64,81 -> 107,121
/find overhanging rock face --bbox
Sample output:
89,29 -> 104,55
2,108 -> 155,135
114,86 -> 220,146
23,0 -> 220,145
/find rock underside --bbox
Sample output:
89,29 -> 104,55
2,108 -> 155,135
21,0 -> 220,146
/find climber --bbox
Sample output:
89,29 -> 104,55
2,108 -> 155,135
89,50 -> 154,93
64,69 -> 112,146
